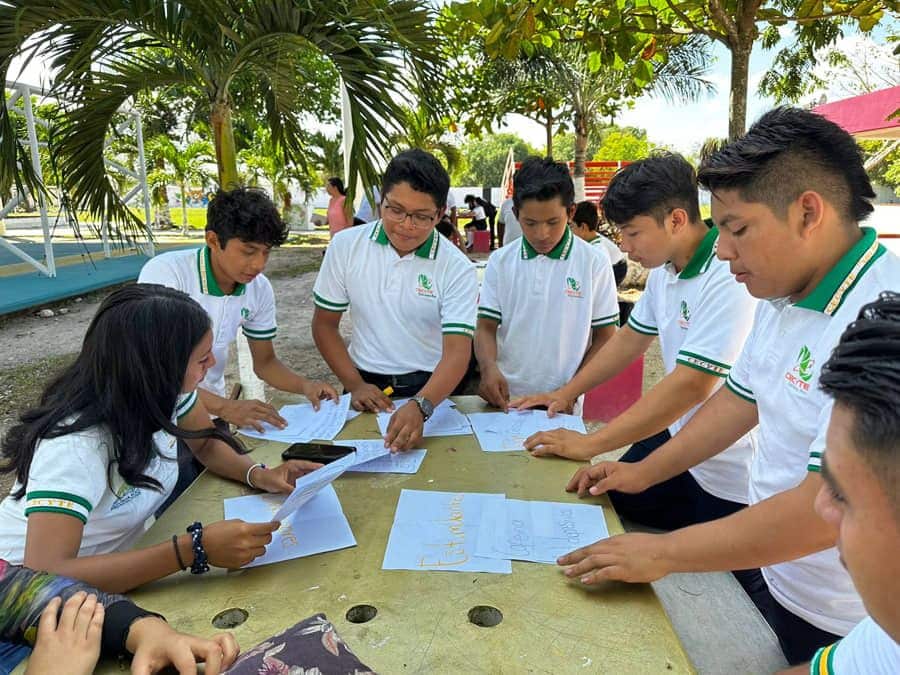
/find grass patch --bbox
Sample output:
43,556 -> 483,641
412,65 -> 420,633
0,353 -> 77,433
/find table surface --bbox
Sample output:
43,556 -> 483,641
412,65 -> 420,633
97,396 -> 694,674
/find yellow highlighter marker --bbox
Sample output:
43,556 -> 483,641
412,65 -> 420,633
382,386 -> 394,397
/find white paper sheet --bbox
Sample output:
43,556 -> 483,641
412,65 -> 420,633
467,410 -> 587,452
343,439 -> 427,474
237,394 -> 352,443
382,490 -> 511,574
223,485 -> 355,568
271,450 -> 359,522
475,498 -> 609,563
376,398 -> 471,437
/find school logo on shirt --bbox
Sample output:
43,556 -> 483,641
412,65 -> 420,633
241,307 -> 250,320
679,300 -> 691,329
111,479 -> 141,511
416,273 -> 436,298
785,345 -> 815,393
565,277 -> 583,298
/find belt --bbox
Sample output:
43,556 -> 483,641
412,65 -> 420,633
357,369 -> 432,389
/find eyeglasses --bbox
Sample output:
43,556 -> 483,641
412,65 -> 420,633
380,198 -> 438,229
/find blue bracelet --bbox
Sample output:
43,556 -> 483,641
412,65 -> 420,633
186,521 -> 210,575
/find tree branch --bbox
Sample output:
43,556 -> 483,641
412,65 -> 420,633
707,0 -> 740,44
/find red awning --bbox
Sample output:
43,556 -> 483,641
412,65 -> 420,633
813,86 -> 900,140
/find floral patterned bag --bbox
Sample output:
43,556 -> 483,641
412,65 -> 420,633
223,613 -> 376,675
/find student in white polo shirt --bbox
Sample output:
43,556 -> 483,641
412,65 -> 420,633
569,200 -> 628,286
139,187 -> 337,430
556,107 -> 900,665
312,149 -> 478,452
0,285 -> 319,594
516,155 -> 757,546
475,157 -> 619,411
782,294 -> 900,675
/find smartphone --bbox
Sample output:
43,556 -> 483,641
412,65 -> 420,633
281,442 -> 356,464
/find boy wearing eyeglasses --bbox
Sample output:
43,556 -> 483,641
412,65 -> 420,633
475,157 -> 619,413
311,149 -> 478,451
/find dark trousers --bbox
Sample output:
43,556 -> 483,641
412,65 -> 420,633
741,570 -> 843,665
612,259 -> 627,286
355,368 -> 470,399
608,430 -> 760,595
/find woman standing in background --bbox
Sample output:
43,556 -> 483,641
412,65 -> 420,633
325,177 -> 349,239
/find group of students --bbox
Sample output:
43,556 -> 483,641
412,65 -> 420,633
0,105 -> 896,673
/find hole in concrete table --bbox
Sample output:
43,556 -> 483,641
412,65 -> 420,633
468,605 -> 502,627
212,608 -> 248,629
346,604 -> 378,623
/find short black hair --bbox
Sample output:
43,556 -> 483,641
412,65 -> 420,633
381,149 -> 450,210
206,187 -> 288,248
513,156 -> 574,210
820,292 -> 900,516
697,106 -> 875,224
602,153 -> 701,226
573,201 -> 599,231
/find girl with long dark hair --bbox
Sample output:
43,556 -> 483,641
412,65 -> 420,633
325,176 -> 349,239
0,284 -> 321,594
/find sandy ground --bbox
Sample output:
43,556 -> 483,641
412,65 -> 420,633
0,242 -> 660,493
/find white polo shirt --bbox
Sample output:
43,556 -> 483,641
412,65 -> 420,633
811,617 -> 900,674
626,228 -> 757,503
313,221 -> 478,374
478,227 -> 619,398
0,392 -> 196,563
725,228 -> 899,635
591,234 -> 625,265
500,199 -> 521,246
139,247 -> 278,397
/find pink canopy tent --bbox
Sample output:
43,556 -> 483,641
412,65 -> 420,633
813,86 -> 900,139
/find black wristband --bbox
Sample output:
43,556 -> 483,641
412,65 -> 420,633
186,521 -> 210,575
101,600 -> 165,657
172,534 -> 187,571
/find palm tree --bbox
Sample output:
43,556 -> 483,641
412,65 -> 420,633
389,105 -> 462,176
0,0 -> 441,239
147,135 -> 214,235
238,126 -> 315,213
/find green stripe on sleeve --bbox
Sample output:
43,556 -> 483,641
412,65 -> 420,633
175,391 -> 198,419
627,316 -> 658,335
26,491 -> 93,512
242,327 -> 276,340
678,350 -> 732,372
676,358 -> 729,378
725,376 -> 756,404
442,322 -> 475,332
313,292 -> 349,312
25,506 -> 88,524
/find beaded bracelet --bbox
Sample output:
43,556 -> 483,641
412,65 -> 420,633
186,521 -> 210,575
245,462 -> 267,489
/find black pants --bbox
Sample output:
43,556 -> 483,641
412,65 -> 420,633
356,369 -> 433,399
608,430 -> 760,596
612,259 -> 627,286
741,569 -> 842,665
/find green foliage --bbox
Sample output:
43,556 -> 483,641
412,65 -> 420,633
861,139 -> 900,196
593,130 -> 653,162
454,133 -> 539,186
390,106 -> 462,175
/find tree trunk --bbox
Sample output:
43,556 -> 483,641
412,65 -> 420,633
573,113 -> 588,202
544,109 -> 554,158
728,43 -> 752,141
211,100 -> 239,189
181,180 -> 189,236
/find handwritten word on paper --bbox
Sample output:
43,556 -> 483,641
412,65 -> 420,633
223,485 -> 356,568
343,439 -> 427,474
475,499 -> 609,563
382,490 -> 511,574
238,394 -> 352,443
467,410 -> 587,452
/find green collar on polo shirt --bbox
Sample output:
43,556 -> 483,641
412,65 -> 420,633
197,246 -> 246,297
795,227 -> 886,316
369,220 -> 440,259
521,226 -> 573,260
677,226 -> 719,280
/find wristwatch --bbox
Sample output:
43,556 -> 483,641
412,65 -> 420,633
411,396 -> 435,422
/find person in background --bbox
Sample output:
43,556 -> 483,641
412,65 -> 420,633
352,186 -> 381,226
570,200 -> 628,285
325,177 -> 349,240
499,195 -> 521,246
462,194 -> 488,251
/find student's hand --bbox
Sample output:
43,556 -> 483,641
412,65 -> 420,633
251,460 -> 323,494
223,399 -> 287,432
523,429 -> 595,460
300,379 -> 339,411
26,593 -> 103,675
558,532 -> 673,584
128,617 -> 239,675
509,390 -> 575,417
384,402 -> 424,452
566,461 -> 651,497
478,365 -> 509,412
202,520 -> 280,568
350,383 -> 395,413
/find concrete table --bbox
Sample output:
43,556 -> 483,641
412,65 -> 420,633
98,397 -> 694,674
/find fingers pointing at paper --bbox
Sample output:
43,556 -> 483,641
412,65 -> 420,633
558,532 -> 671,585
